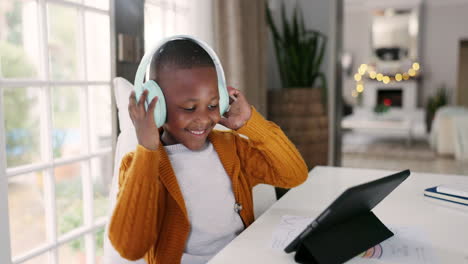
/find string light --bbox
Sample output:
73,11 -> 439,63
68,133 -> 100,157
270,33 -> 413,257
354,73 -> 362,81
351,62 -> 421,97
356,84 -> 364,93
395,73 -> 402,81
376,73 -> 384,81
383,76 -> 390,84
358,64 -> 368,75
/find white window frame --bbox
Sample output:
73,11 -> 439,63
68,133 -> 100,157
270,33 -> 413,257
0,0 -> 116,263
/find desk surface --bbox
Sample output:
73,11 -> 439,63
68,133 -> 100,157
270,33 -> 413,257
208,166 -> 468,264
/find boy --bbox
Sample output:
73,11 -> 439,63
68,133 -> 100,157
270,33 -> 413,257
108,39 -> 308,264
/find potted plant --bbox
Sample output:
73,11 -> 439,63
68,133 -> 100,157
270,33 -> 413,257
266,1 -> 328,170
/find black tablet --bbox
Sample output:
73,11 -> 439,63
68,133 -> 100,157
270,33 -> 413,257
284,169 -> 411,253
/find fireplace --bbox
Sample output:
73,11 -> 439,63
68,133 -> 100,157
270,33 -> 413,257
363,80 -> 417,112
377,89 -> 403,107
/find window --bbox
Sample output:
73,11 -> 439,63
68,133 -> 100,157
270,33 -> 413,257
0,0 -> 114,263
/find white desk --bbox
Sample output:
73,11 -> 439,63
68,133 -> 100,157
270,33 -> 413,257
208,166 -> 468,264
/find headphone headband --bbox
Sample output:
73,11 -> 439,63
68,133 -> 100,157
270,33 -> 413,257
134,35 -> 227,98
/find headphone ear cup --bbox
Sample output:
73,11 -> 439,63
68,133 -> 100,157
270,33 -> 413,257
143,80 -> 166,128
218,80 -> 229,116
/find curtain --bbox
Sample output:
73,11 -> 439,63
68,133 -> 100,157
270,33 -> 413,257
213,0 -> 267,115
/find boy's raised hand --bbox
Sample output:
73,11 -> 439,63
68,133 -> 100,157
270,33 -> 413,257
128,90 -> 160,150
219,86 -> 252,130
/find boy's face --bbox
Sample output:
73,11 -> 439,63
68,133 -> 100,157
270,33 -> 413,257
158,66 -> 220,150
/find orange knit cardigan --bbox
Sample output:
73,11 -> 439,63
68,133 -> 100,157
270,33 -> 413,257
108,108 -> 308,263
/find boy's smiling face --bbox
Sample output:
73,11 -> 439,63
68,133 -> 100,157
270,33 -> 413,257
158,66 -> 220,150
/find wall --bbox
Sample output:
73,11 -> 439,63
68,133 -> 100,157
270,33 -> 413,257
343,0 -> 468,106
457,41 -> 468,107
342,5 -> 369,105
422,1 -> 468,104
266,0 -> 332,90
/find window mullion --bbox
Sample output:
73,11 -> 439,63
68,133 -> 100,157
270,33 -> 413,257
79,5 -> 96,264
12,218 -> 107,264
0,80 -> 111,88
110,0 -> 118,166
0,88 -> 13,263
40,0 -> 58,263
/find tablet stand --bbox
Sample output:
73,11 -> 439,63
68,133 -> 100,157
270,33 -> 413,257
294,211 -> 393,264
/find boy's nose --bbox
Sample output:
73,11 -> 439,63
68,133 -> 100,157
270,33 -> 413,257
193,111 -> 212,126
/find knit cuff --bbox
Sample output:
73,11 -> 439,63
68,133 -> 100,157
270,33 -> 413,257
133,144 -> 161,170
237,106 -> 271,141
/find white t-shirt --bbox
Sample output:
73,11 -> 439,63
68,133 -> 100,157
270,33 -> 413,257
164,142 -> 245,264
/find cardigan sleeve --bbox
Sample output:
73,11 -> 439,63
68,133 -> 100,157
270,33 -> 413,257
235,107 -> 309,188
108,144 -> 163,260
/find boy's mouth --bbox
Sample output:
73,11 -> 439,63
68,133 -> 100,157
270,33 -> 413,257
186,128 -> 208,136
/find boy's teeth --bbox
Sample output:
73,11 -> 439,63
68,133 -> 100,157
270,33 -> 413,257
189,130 -> 204,135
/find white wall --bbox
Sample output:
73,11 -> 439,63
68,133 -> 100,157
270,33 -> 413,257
342,5 -> 370,105
267,0 -> 332,90
422,0 -> 468,105
343,0 -> 468,106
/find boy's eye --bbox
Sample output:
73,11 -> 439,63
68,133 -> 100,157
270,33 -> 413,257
208,104 -> 218,110
182,106 -> 195,112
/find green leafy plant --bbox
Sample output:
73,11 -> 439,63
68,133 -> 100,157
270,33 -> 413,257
427,86 -> 448,116
266,1 -> 327,92
374,104 -> 390,114
425,85 -> 449,132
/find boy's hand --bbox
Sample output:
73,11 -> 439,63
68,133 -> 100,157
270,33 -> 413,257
129,90 -> 160,150
219,86 -> 252,130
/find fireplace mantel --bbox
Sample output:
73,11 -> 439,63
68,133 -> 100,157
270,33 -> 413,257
362,79 -> 418,112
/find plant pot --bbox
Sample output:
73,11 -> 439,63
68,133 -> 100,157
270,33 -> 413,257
268,88 -> 329,169
268,88 -> 328,199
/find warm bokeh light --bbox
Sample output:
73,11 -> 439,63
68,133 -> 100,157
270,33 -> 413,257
356,84 -> 364,93
383,76 -> 390,84
376,73 -> 384,81
395,73 -> 402,81
354,73 -> 362,81
352,62 -> 420,90
358,64 -> 368,75
352,90 -> 358,97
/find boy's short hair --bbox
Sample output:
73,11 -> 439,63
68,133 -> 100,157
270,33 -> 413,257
150,39 -> 215,82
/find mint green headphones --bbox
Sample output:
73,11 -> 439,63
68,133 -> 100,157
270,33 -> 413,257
134,35 -> 229,128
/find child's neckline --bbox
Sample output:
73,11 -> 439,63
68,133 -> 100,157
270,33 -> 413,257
164,141 -> 210,155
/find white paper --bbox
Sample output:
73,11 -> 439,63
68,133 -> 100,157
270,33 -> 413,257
348,226 -> 438,264
270,215 -> 313,250
270,216 -> 438,264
